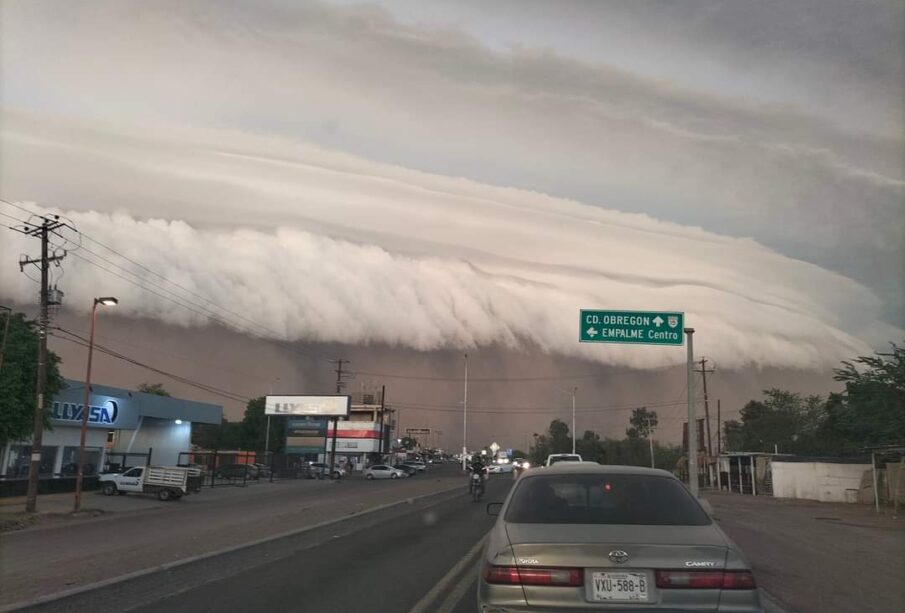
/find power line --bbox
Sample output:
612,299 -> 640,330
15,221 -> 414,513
389,397 -> 699,414
51,328 -> 250,403
346,369 -> 606,383
0,198 -> 43,218
77,231 -> 286,340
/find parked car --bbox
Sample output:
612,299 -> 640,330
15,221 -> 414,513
215,463 -> 258,480
252,463 -> 272,478
99,465 -> 202,501
308,462 -> 345,479
393,464 -> 418,477
479,463 -> 761,611
404,461 -> 427,472
364,464 -> 406,480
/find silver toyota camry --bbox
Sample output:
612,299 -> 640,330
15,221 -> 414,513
478,463 -> 762,612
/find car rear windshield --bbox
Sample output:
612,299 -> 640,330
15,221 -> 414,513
505,474 -> 711,526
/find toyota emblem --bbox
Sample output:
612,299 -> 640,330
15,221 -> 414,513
608,550 -> 629,564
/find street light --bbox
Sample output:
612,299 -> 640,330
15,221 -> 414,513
74,296 -> 118,512
560,387 -> 578,455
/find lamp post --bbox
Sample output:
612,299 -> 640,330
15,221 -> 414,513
74,296 -> 118,512
462,353 -> 468,471
560,387 -> 578,454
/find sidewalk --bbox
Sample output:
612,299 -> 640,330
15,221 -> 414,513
0,467 -> 468,607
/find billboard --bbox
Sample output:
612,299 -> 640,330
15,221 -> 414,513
265,395 -> 350,417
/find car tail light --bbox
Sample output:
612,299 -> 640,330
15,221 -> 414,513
484,565 -> 583,587
655,570 -> 757,590
720,570 -> 757,589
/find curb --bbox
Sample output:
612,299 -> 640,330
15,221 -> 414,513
0,481 -> 466,613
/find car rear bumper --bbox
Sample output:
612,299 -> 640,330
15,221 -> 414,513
478,581 -> 764,612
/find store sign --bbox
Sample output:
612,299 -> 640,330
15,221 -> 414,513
265,395 -> 350,417
51,400 -> 120,425
287,417 -> 328,436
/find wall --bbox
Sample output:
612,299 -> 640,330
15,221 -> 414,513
112,417 -> 192,466
771,461 -> 870,503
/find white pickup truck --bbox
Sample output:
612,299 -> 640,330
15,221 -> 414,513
99,465 -> 203,501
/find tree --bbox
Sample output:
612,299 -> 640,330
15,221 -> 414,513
529,419 -> 574,465
723,420 -> 744,452
239,396 -> 285,452
0,313 -> 65,444
626,407 -> 658,439
400,436 -> 418,450
138,382 -> 170,396
548,419 -> 572,453
832,342 -> 905,446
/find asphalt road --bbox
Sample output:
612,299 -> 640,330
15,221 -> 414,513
0,464 -> 471,607
117,476 -> 511,613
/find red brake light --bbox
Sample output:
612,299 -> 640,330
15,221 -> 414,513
655,570 -> 757,590
721,570 -> 757,589
484,565 -> 583,587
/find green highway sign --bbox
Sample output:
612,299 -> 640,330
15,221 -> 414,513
579,310 -> 684,345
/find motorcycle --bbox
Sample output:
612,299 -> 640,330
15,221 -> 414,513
471,472 -> 484,502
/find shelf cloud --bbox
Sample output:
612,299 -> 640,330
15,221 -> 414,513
1,113 -> 898,370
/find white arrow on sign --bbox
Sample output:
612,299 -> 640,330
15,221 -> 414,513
586,327 -> 598,338
653,316 -> 664,327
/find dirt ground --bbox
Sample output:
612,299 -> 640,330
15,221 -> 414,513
705,490 -> 905,613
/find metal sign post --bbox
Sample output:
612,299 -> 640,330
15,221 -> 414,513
685,327 -> 698,497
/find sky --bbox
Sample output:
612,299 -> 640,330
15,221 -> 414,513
1,0 -> 903,448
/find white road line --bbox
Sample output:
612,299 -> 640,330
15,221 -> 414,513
407,532 -> 488,613
435,555 -> 483,613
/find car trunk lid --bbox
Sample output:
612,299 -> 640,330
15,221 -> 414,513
505,523 -> 728,610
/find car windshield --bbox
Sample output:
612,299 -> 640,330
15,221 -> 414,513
505,474 -> 711,526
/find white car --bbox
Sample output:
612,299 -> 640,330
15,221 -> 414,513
404,461 -> 427,472
364,464 -> 406,480
545,453 -> 583,466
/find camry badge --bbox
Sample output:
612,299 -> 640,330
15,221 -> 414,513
608,550 -> 629,564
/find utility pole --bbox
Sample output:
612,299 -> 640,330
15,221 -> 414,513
646,414 -> 656,468
16,216 -> 67,512
695,357 -> 715,486
571,387 -> 577,455
684,328 -> 698,497
462,353 -> 468,471
716,399 -> 721,454
378,384 -> 386,457
328,359 -> 348,478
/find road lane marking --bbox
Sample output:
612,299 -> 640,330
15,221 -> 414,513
407,532 -> 488,613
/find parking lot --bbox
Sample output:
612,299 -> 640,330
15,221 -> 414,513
705,490 -> 905,613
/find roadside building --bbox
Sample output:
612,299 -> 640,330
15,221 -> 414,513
0,379 -> 222,494
323,390 -> 394,470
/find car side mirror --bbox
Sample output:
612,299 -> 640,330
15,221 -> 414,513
486,502 -> 503,516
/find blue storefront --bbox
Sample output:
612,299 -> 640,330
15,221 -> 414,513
0,379 -> 222,486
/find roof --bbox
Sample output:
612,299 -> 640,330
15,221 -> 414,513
59,379 -> 222,425
530,462 -> 676,478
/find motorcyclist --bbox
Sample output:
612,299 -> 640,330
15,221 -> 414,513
469,457 -> 487,493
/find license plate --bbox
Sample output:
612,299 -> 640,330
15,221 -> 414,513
591,571 -> 649,602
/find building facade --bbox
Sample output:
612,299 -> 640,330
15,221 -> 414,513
0,379 -> 222,482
